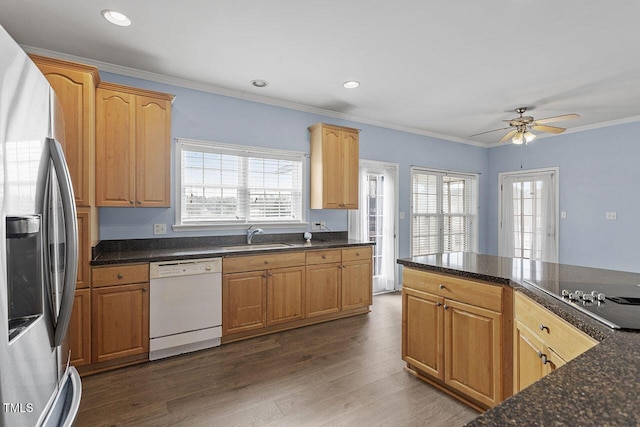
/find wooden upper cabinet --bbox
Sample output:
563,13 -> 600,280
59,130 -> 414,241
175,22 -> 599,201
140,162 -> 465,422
96,82 -> 173,207
309,123 -> 359,209
30,55 -> 99,207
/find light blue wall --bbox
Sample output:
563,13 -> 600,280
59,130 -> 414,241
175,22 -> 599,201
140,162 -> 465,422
487,121 -> 640,273
98,72 -> 489,258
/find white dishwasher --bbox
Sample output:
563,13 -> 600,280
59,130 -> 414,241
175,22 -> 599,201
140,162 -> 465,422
149,257 -> 222,361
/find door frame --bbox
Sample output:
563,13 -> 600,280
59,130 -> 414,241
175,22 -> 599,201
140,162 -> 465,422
498,167 -> 560,260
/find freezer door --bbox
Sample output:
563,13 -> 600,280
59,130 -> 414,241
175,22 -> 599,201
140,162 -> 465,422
41,366 -> 82,427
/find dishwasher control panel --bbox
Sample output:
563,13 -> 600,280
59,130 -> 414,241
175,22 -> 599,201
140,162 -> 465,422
150,257 -> 222,278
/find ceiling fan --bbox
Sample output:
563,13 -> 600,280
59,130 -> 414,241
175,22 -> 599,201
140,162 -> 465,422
470,107 -> 580,144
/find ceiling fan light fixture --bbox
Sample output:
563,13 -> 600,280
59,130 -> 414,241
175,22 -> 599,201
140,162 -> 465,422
101,9 -> 131,26
523,131 -> 536,143
512,132 -> 524,145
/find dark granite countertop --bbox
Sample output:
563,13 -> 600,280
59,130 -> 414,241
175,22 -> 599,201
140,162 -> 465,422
91,232 -> 373,265
397,253 -> 640,426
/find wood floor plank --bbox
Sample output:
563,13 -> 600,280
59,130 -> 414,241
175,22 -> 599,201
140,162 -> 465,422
76,292 -> 478,426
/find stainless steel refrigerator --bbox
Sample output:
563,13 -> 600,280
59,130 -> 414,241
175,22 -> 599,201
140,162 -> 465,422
0,25 -> 82,427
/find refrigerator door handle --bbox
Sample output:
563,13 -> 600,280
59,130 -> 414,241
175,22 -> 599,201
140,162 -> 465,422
47,137 -> 78,347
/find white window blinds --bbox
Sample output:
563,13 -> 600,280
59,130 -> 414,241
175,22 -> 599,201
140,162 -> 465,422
177,139 -> 304,226
411,167 -> 477,256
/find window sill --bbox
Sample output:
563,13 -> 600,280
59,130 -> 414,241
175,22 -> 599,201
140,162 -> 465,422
173,222 -> 309,232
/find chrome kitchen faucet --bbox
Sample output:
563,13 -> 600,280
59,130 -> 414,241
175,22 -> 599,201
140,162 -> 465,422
246,225 -> 264,244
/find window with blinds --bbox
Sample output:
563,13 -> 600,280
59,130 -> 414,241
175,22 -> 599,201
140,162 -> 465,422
176,139 -> 305,226
411,167 -> 477,256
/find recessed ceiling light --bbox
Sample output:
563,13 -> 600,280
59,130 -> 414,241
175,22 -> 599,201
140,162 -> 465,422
343,81 -> 360,89
251,79 -> 268,88
101,9 -> 131,27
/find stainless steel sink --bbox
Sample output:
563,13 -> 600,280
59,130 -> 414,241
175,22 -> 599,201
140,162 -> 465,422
218,243 -> 293,251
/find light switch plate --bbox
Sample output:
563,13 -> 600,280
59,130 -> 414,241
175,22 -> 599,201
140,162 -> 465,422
154,223 -> 167,234
605,212 -> 617,220
561,211 -> 567,219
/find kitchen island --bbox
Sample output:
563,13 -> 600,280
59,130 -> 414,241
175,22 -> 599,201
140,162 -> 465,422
397,253 -> 640,426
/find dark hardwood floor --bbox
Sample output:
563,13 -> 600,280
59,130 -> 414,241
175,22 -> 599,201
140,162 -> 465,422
76,292 -> 478,426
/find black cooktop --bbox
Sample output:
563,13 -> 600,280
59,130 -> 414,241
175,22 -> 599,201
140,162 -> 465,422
524,280 -> 640,330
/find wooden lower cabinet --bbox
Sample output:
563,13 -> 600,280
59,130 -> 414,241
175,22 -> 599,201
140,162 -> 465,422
92,282 -> 149,364
267,266 -> 305,326
69,288 -> 91,366
513,292 -> 596,393
402,288 -> 444,380
223,271 -> 267,335
306,263 -> 341,317
223,246 -> 373,342
444,299 -> 502,407
341,259 -> 372,311
402,268 -> 509,409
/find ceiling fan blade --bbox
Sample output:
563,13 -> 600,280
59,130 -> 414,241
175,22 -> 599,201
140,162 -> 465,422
532,125 -> 566,134
533,113 -> 580,125
469,127 -> 511,137
499,129 -> 518,143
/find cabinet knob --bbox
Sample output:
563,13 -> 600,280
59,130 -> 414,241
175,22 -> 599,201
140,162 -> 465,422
355,252 -> 360,256
264,260 -> 269,264
539,324 -> 549,332
439,284 -> 446,290
268,272 -> 273,277
263,274 -> 267,278
137,200 -> 142,204
117,273 -> 123,279
443,304 -> 449,310
322,255 -> 326,259
142,288 -> 147,293
436,302 -> 442,307
537,351 -> 549,365
129,200 -> 134,205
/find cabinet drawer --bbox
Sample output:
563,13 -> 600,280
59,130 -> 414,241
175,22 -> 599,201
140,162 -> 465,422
342,246 -> 372,262
306,249 -> 341,265
514,292 -> 597,361
402,268 -> 502,312
92,264 -> 149,287
224,251 -> 306,273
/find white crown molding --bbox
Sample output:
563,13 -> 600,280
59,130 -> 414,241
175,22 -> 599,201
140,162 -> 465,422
23,45 -> 488,148
25,45 -> 639,150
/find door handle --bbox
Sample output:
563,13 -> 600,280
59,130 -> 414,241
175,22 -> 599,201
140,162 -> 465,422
48,138 -> 78,347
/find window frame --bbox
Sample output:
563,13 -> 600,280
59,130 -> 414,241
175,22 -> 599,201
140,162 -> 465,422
174,138 -> 308,231
410,166 -> 478,256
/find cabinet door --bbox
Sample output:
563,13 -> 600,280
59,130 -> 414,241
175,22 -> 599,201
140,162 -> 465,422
341,129 -> 359,209
135,96 -> 171,207
69,288 -> 91,366
96,88 -> 136,206
267,266 -> 305,326
223,272 -> 266,335
75,209 -> 90,289
321,127 -> 344,208
92,283 -> 149,363
35,61 -> 96,207
402,288 -> 444,380
305,263 -> 341,317
514,320 -> 548,393
444,299 -> 502,407
341,259 -> 372,310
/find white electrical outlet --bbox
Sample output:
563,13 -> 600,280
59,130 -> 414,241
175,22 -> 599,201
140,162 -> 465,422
320,221 -> 326,229
312,221 -> 321,230
605,212 -> 617,220
154,223 -> 167,235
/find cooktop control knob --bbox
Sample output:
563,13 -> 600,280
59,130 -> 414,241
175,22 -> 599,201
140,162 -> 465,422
582,293 -> 595,303
568,292 -> 579,301
561,289 -> 571,297
574,290 -> 585,298
596,292 -> 606,301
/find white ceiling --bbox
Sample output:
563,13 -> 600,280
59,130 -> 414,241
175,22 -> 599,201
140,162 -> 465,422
2,0 -> 640,147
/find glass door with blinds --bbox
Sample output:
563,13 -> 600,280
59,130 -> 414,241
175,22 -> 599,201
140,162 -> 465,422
498,168 -> 558,262
348,161 -> 398,294
410,167 -> 478,256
